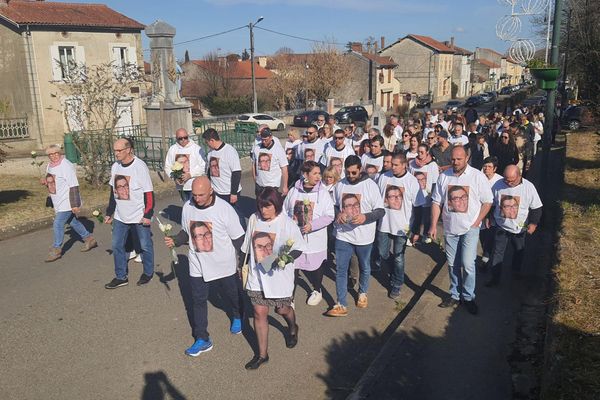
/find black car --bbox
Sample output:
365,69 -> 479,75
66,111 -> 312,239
416,94 -> 432,108
500,86 -> 512,95
334,106 -> 368,124
465,96 -> 484,107
292,110 -> 329,127
561,105 -> 596,130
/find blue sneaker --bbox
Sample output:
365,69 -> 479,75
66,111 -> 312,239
230,318 -> 242,335
185,338 -> 213,357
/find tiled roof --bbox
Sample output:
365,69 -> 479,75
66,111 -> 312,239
359,52 -> 397,67
476,59 -> 501,69
0,1 -> 144,30
191,60 -> 273,79
479,48 -> 504,58
450,45 -> 473,56
407,34 -> 455,53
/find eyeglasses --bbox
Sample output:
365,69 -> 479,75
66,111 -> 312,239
427,136 -> 436,140
193,231 -> 212,240
116,184 -> 129,189
47,152 -> 60,156
343,202 -> 360,209
255,243 -> 273,252
113,148 -> 129,153
450,194 -> 468,201
176,136 -> 189,141
334,136 -> 345,140
306,130 -> 317,135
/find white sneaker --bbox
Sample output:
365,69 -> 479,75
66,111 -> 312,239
134,254 -> 142,263
406,238 -> 413,247
128,251 -> 137,260
307,290 -> 322,306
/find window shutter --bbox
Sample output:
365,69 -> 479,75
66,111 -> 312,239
50,45 -> 61,81
127,47 -> 138,67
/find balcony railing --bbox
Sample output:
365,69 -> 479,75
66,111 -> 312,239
0,116 -> 29,140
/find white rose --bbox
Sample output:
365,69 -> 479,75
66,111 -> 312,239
172,161 -> 184,171
92,210 -> 100,216
278,259 -> 286,268
31,151 -> 37,156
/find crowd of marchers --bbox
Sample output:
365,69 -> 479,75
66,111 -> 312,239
39,101 -> 544,370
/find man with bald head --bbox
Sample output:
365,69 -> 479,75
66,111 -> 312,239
486,164 -> 542,287
105,137 -> 155,289
165,176 -> 245,356
164,127 -> 206,202
430,146 -> 493,314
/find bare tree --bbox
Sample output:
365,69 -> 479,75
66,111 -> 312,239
198,50 -> 239,98
51,61 -> 146,186
308,42 -> 350,102
267,53 -> 305,110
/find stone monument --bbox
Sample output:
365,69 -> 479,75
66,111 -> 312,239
144,20 -> 193,137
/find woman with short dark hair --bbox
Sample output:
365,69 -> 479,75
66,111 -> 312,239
241,188 -> 306,370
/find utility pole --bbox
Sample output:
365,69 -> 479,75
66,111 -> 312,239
560,8 -> 573,114
249,16 -> 264,114
541,0 -> 563,184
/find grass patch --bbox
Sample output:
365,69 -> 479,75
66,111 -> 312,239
545,132 -> 600,399
0,172 -> 174,231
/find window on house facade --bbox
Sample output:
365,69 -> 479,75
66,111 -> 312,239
58,46 -> 75,79
387,69 -> 392,83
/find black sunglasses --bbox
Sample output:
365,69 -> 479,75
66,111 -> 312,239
176,136 -> 189,141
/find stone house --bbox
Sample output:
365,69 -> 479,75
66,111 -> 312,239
443,38 -> 472,99
474,47 -> 523,89
380,34 -> 455,103
0,0 -> 145,150
180,58 -> 273,113
471,59 -> 502,93
332,43 -> 400,111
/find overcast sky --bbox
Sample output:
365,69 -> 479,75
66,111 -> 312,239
57,0 -> 546,61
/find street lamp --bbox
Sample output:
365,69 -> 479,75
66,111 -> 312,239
249,16 -> 264,113
304,62 -> 309,110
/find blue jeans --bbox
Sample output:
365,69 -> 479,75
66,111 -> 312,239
335,239 -> 372,307
444,227 -> 480,301
53,211 -> 90,248
112,219 -> 154,280
375,231 -> 407,290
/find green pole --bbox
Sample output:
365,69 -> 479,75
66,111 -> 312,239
63,133 -> 79,163
541,0 -> 563,186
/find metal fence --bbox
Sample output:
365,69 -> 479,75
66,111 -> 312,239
66,122 -> 256,171
0,116 -> 29,139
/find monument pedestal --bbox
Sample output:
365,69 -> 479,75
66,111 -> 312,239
144,102 -> 193,137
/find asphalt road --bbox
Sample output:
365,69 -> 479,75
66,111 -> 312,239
0,164 -> 445,400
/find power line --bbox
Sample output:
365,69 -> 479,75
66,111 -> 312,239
174,25 -> 247,46
254,26 -> 345,46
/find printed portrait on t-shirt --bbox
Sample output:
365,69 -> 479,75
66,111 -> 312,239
365,163 -> 379,178
341,193 -> 362,219
292,199 -> 314,227
447,185 -> 469,213
414,171 -> 428,191
46,173 -> 57,194
190,221 -> 213,253
175,154 -> 190,173
500,194 -> 520,219
252,231 -> 276,263
114,175 -> 131,200
384,185 -> 404,210
330,157 -> 343,176
304,148 -> 315,162
209,157 -> 220,178
257,152 -> 272,171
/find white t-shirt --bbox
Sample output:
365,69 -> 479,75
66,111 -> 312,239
110,157 -> 154,224
334,177 -> 384,245
448,134 -> 469,146
409,159 -> 440,207
164,141 -> 206,191
361,153 -> 384,179
480,172 -> 503,229
321,145 -> 355,178
285,139 -> 302,151
182,196 -> 244,281
393,125 -> 404,140
432,165 -> 493,235
253,142 -> 288,187
207,143 -> 242,195
296,139 -> 326,162
492,178 -> 542,234
242,213 -> 306,298
283,183 -> 335,254
46,158 -> 79,213
377,171 -> 419,236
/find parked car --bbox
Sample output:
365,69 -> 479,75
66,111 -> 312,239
500,86 -> 513,95
292,110 -> 329,127
479,92 -> 493,103
560,105 -> 596,130
415,94 -> 432,108
523,96 -> 546,107
334,106 -> 368,124
486,91 -> 498,100
465,96 -> 484,107
237,113 -> 286,131
445,100 -> 463,112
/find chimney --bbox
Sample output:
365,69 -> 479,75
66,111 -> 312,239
350,42 -> 363,53
450,36 -> 455,49
381,36 -> 385,49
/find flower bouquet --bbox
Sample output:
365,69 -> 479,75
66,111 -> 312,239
30,151 -> 44,176
155,215 -> 179,266
170,161 -> 184,185
92,209 -> 104,223
261,239 -> 295,273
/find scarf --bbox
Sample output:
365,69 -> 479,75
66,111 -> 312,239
414,153 -> 432,168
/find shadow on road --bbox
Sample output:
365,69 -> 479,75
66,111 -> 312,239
0,189 -> 31,205
141,371 -> 186,400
